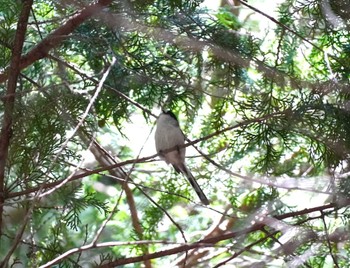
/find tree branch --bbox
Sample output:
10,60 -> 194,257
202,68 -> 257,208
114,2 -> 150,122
175,205 -> 235,267
0,0 -> 33,237
321,211 -> 340,268
37,196 -> 349,267
0,0 -> 112,83
4,111 -> 286,200
99,202 -> 343,267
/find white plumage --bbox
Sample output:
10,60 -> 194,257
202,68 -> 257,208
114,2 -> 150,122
155,111 -> 209,205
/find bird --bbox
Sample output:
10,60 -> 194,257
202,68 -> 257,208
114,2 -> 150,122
155,110 -> 209,205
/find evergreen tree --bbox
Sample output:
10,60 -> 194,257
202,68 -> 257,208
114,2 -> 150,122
0,0 -> 349,267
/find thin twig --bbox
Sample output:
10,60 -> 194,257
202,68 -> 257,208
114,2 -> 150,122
175,205 -> 235,267
212,228 -> 278,268
321,211 -> 340,268
84,137 -> 152,267
39,240 -> 184,268
35,198 -> 350,267
235,0 -> 334,60
47,54 -> 157,118
38,56 -> 117,198
189,139 -> 331,195
0,206 -> 34,267
5,110 -> 287,200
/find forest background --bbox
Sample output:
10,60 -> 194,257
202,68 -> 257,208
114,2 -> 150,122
0,0 -> 350,267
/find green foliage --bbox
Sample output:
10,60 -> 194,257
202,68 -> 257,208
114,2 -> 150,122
240,186 -> 279,213
0,0 -> 21,65
142,174 -> 183,240
2,0 -> 350,267
216,7 -> 242,30
62,190 -> 108,231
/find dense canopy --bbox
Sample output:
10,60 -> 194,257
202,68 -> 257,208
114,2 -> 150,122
1,0 -> 350,267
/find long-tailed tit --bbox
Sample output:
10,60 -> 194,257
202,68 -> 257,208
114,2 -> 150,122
155,110 -> 209,205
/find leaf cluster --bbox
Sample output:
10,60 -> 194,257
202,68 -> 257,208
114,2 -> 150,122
2,0 -> 350,266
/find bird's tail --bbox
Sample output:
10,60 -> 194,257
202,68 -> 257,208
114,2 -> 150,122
178,164 -> 209,205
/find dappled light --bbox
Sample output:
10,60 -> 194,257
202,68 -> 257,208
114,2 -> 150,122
0,0 -> 350,267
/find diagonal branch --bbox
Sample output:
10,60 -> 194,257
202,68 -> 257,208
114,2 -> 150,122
99,224 -> 264,267
4,110 -> 286,200
36,198 -> 348,267
99,202 -> 344,267
0,0 -> 112,83
37,56 -> 117,198
78,137 -> 153,268
321,211 -> 340,268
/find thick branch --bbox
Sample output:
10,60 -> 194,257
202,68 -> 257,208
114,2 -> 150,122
99,201 -> 344,267
0,0 -> 33,236
38,197 -> 347,267
0,0 -> 112,83
99,224 -> 263,267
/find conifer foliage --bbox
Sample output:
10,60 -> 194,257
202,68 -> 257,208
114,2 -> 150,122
0,0 -> 350,267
